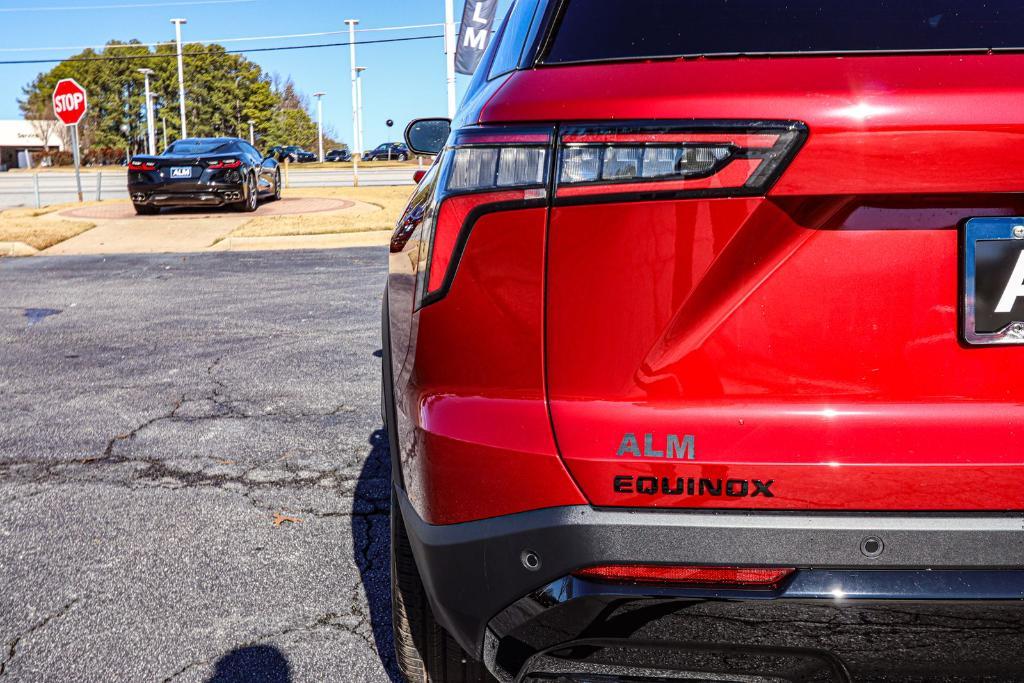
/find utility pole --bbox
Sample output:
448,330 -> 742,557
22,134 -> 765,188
313,92 -> 326,162
444,0 -> 457,118
355,67 -> 366,155
138,68 -> 156,155
344,18 -> 360,187
248,119 -> 255,145
170,18 -> 188,139
162,116 -> 168,150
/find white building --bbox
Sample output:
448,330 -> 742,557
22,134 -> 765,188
0,120 -> 65,170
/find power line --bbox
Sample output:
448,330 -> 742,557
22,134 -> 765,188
0,34 -> 444,65
0,0 -> 255,12
0,22 -> 451,53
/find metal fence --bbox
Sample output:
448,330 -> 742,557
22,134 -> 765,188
0,167 -> 416,210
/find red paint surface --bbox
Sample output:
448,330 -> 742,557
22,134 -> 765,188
401,208 -> 585,524
389,54 -> 1024,523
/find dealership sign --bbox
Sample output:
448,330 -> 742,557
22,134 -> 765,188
455,0 -> 498,75
52,78 -> 88,127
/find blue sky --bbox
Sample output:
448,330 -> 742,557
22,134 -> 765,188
0,0 -> 511,148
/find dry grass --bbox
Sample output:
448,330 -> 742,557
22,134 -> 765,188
0,210 -> 96,250
230,185 -> 415,238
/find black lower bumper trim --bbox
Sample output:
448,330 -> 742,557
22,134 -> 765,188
395,488 -> 1024,680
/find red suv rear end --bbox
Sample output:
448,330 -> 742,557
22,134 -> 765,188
383,2 -> 1024,680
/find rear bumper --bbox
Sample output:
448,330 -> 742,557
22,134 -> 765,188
128,184 -> 244,207
395,488 -> 1024,681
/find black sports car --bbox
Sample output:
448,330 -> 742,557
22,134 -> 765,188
325,148 -> 352,162
127,138 -> 281,215
362,142 -> 410,161
267,145 -> 317,163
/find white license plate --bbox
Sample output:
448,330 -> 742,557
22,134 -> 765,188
170,167 -> 192,178
963,217 -> 1024,345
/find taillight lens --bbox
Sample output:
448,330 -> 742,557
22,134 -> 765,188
556,123 -> 806,202
208,159 -> 243,169
417,125 -> 553,306
575,564 -> 795,589
413,121 -> 805,307
128,160 -> 156,171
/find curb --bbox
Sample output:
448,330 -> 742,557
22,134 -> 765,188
207,231 -> 391,252
0,241 -> 39,257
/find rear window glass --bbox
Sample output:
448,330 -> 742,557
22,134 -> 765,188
166,141 -> 233,155
544,0 -> 1024,64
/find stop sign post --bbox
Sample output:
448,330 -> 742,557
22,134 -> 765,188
52,78 -> 88,202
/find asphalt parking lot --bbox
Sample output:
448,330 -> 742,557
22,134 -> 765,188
0,249 -> 397,682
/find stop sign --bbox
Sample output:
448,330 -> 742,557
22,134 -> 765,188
52,78 -> 88,126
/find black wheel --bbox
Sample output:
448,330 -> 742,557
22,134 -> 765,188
269,169 -> 282,201
235,174 -> 259,212
133,203 -> 159,216
398,153 -> 408,161
391,493 -> 496,683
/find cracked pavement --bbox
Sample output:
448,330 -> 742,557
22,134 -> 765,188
0,250 -> 397,682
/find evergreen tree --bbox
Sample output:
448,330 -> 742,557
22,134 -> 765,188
19,41 -> 340,157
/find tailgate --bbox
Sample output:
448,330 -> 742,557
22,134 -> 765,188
485,55 -> 1024,511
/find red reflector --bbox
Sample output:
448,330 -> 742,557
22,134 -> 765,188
575,565 -> 794,589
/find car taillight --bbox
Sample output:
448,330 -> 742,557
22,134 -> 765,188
208,159 -> 243,169
417,125 -> 553,306
128,161 -> 156,171
415,121 -> 805,306
556,122 -> 806,203
575,564 -> 795,589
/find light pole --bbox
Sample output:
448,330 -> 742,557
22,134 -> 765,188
170,18 -> 188,139
444,0 -> 457,119
162,116 -> 168,150
248,119 -> 255,145
120,123 -> 131,163
355,67 -> 366,156
313,92 -> 326,162
138,68 -> 156,155
344,18 -> 360,186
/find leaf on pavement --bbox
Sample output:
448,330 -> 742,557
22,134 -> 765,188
272,512 -> 303,527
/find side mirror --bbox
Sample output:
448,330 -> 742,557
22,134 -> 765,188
405,118 -> 451,156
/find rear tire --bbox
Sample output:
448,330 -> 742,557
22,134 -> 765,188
234,174 -> 259,213
269,169 -> 282,201
133,203 -> 159,215
391,492 -> 496,683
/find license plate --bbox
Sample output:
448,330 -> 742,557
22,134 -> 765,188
170,167 -> 192,178
963,217 -> 1024,345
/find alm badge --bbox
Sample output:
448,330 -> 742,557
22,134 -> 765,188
616,433 -> 695,460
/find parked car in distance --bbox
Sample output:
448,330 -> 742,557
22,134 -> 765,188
384,0 -> 1024,681
362,142 -> 409,161
267,145 -> 317,163
127,137 -> 280,215
325,148 -> 352,162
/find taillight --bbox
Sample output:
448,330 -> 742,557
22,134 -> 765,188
128,160 -> 156,171
417,125 -> 553,306
575,564 -> 795,590
208,159 -> 243,169
556,122 -> 806,203
414,120 -> 805,306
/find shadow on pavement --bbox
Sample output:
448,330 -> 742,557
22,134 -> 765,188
353,427 -> 402,682
207,644 -> 291,682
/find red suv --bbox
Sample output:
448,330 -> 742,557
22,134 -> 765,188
383,2 -> 1024,681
